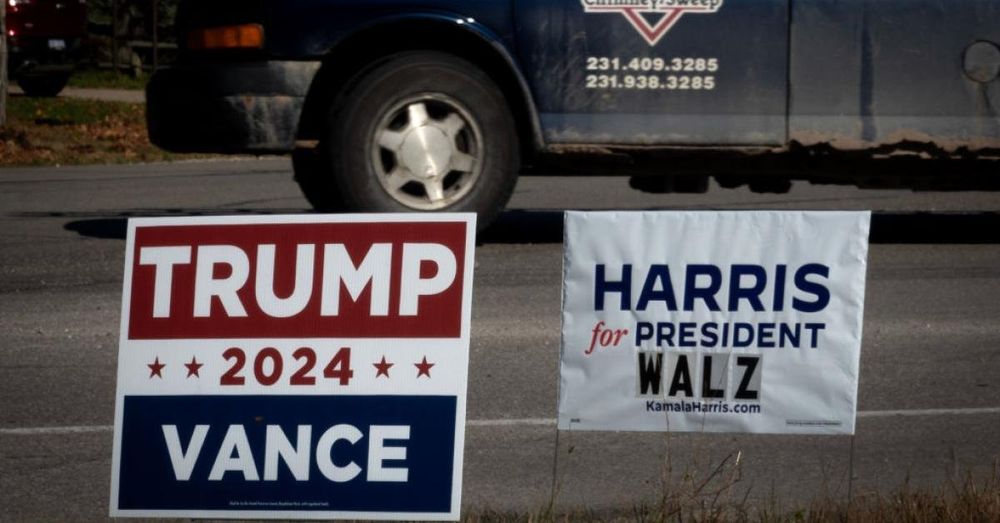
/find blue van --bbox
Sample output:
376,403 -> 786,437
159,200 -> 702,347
147,0 -> 1000,227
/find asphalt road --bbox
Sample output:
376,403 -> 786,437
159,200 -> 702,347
1,158 -> 1000,520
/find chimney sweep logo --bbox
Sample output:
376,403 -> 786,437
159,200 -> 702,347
581,0 -> 724,46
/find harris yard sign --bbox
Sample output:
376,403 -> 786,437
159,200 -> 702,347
558,211 -> 870,434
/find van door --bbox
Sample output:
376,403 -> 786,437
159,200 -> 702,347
514,0 -> 790,146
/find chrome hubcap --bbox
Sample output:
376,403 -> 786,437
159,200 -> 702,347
370,94 -> 482,210
400,126 -> 452,179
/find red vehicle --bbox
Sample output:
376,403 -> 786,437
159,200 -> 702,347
5,0 -> 87,97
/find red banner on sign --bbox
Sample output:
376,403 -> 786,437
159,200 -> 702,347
128,222 -> 467,339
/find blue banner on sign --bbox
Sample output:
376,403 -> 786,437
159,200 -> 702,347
118,395 -> 456,512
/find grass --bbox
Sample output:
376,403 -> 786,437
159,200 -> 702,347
67,69 -> 149,91
0,95 -> 205,166
462,468 -> 1000,522
462,452 -> 1000,522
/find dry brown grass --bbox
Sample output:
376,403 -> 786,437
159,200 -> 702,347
837,469 -> 1000,523
463,459 -> 1000,522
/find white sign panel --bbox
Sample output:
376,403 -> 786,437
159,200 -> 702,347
558,211 -> 870,434
110,214 -> 476,520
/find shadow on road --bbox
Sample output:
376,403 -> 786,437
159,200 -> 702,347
64,218 -> 128,239
40,209 -> 303,239
60,210 -> 1000,245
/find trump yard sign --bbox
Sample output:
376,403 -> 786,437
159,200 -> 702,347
110,214 -> 475,520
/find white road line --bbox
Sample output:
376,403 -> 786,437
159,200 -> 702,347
857,407 -> 1000,418
3,407 -> 1000,436
467,418 -> 556,427
1,425 -> 114,435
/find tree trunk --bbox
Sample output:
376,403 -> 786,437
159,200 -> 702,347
1,2 -> 8,128
152,0 -> 158,72
112,0 -> 119,74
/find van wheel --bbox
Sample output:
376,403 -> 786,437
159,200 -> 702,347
296,51 -> 519,230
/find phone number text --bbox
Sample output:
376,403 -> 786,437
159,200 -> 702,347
585,74 -> 716,90
586,56 -> 719,73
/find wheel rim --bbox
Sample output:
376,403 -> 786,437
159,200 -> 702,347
369,93 -> 483,210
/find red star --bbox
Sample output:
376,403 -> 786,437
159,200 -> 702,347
415,356 -> 434,378
373,356 -> 394,378
184,357 -> 203,378
148,357 -> 165,379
